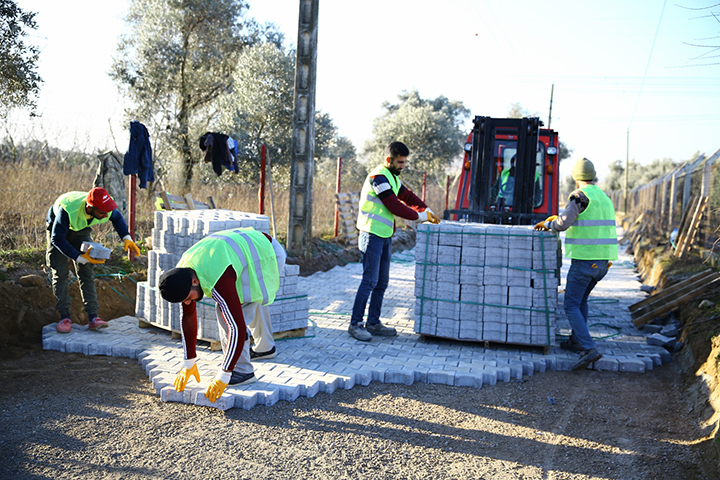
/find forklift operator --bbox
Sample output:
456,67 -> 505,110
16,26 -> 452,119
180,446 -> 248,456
491,155 -> 516,208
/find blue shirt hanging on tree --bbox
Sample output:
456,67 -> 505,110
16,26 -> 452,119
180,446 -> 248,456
123,121 -> 155,188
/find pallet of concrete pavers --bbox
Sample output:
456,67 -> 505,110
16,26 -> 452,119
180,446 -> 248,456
136,209 -> 310,343
414,221 -> 559,348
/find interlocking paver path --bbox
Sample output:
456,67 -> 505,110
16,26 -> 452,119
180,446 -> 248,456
43,239 -> 669,410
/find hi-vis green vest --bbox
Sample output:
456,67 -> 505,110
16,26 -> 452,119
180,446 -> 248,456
565,185 -> 618,260
356,164 -> 400,238
54,191 -> 111,231
177,228 -> 279,305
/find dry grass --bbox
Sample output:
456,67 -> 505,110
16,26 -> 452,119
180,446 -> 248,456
0,161 -> 451,252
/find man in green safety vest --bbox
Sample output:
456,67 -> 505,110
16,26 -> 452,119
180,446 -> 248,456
535,158 -> 618,371
158,228 -> 286,403
46,187 -> 142,333
491,154 -> 516,208
349,141 -> 441,342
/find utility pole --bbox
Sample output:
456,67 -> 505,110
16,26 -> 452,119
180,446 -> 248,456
624,128 -> 629,214
287,0 -> 319,258
548,83 -> 554,129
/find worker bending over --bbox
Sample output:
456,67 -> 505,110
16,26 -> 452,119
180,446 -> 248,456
159,228 -> 286,403
47,187 -> 141,333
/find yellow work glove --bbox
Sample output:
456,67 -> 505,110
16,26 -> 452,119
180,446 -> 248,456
545,215 -> 558,223
428,211 -> 442,224
205,370 -> 232,403
173,360 -> 200,392
77,247 -> 106,265
123,235 -> 141,256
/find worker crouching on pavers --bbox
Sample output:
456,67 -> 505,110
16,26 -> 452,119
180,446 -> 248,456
535,158 -> 618,370
159,228 -> 286,403
47,187 -> 142,333
349,141 -> 441,342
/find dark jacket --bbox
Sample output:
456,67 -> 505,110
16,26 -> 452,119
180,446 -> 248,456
123,121 -> 155,188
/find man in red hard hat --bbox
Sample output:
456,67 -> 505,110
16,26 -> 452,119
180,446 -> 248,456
46,187 -> 142,333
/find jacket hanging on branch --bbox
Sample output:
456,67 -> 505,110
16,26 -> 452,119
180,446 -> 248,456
200,132 -> 238,176
123,121 -> 155,188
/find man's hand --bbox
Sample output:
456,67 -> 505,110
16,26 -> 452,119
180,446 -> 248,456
174,362 -> 200,392
205,370 -> 231,402
417,210 -> 429,222
77,247 -> 105,265
205,379 -> 229,403
533,221 -> 550,232
123,236 -> 141,256
428,211 -> 442,224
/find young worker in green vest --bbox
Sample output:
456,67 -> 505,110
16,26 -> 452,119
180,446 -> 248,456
349,141 -> 441,342
535,157 -> 618,370
158,228 -> 286,403
46,187 -> 142,333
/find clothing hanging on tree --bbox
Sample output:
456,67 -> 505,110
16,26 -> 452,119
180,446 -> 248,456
200,132 -> 237,176
123,121 -> 154,188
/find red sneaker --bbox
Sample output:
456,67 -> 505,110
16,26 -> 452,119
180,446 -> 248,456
88,316 -> 109,330
57,318 -> 72,333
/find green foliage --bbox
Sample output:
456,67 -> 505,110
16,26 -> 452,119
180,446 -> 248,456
363,89 -> 470,187
0,0 -> 42,116
218,41 -> 361,188
602,157 -> 681,191
111,0 -> 280,190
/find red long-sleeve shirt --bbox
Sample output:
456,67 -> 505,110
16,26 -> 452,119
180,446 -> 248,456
181,266 -> 245,372
372,174 -> 427,221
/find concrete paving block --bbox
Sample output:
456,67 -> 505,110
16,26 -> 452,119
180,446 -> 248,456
554,356 -> 575,371
658,350 -> 672,364
436,321 -> 459,339
459,303 -> 480,319
460,246 -> 482,265
88,342 -> 113,356
160,386 -> 186,403
384,370 -> 414,385
461,224 -> 487,248
484,247 -> 508,267
258,388 -> 281,406
428,370 -> 455,385
65,340 -> 90,355
276,384 -> 301,402
595,357 -> 619,372
233,390 -> 260,410
480,366 -> 498,385
43,336 -> 66,352
460,284 -> 483,303
508,286 -> 532,307
436,300 -> 460,318
193,390 -> 234,411
507,310 -> 531,326
460,266 -> 483,285
455,373 -> 483,388
437,265 -> 460,282
506,332 -> 532,345
636,355 -> 654,370
438,223 -> 464,246
617,357 -> 646,373
647,333 -> 674,347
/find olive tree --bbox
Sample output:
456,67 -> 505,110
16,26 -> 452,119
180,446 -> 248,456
0,0 -> 42,116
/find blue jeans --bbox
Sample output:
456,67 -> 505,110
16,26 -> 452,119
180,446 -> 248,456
351,231 -> 392,326
564,259 -> 609,350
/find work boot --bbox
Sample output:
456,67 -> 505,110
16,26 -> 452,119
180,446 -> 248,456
560,334 -> 582,354
87,316 -> 109,330
56,317 -> 72,334
572,348 -> 602,371
366,321 -> 397,337
250,345 -> 277,360
229,371 -> 257,386
348,324 -> 372,342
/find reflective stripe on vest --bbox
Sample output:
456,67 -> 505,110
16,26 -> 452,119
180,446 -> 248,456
54,191 -> 111,231
565,185 -> 618,260
356,164 -> 400,238
178,228 -> 278,305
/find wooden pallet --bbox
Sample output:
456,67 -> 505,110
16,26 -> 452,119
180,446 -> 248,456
158,191 -> 216,211
629,269 -> 720,327
675,196 -> 708,258
334,191 -> 360,245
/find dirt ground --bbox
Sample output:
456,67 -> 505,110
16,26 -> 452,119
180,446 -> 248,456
1,233 -> 720,479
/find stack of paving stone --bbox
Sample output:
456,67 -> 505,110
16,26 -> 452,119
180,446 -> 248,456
135,210 -> 308,340
414,221 -> 559,347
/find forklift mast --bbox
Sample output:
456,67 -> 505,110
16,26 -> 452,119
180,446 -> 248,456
445,115 -> 555,225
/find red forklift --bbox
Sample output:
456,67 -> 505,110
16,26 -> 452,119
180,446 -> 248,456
445,116 -> 560,225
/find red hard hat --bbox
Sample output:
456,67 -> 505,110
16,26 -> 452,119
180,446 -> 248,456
86,187 -> 117,213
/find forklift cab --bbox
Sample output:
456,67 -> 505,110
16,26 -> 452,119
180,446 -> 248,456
447,116 -> 560,225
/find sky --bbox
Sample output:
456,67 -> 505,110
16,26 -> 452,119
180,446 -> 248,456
9,0 -> 720,181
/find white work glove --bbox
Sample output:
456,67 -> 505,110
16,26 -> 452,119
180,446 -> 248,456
417,210 -> 429,222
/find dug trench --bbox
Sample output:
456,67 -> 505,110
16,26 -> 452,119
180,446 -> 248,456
1,230 -> 719,478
